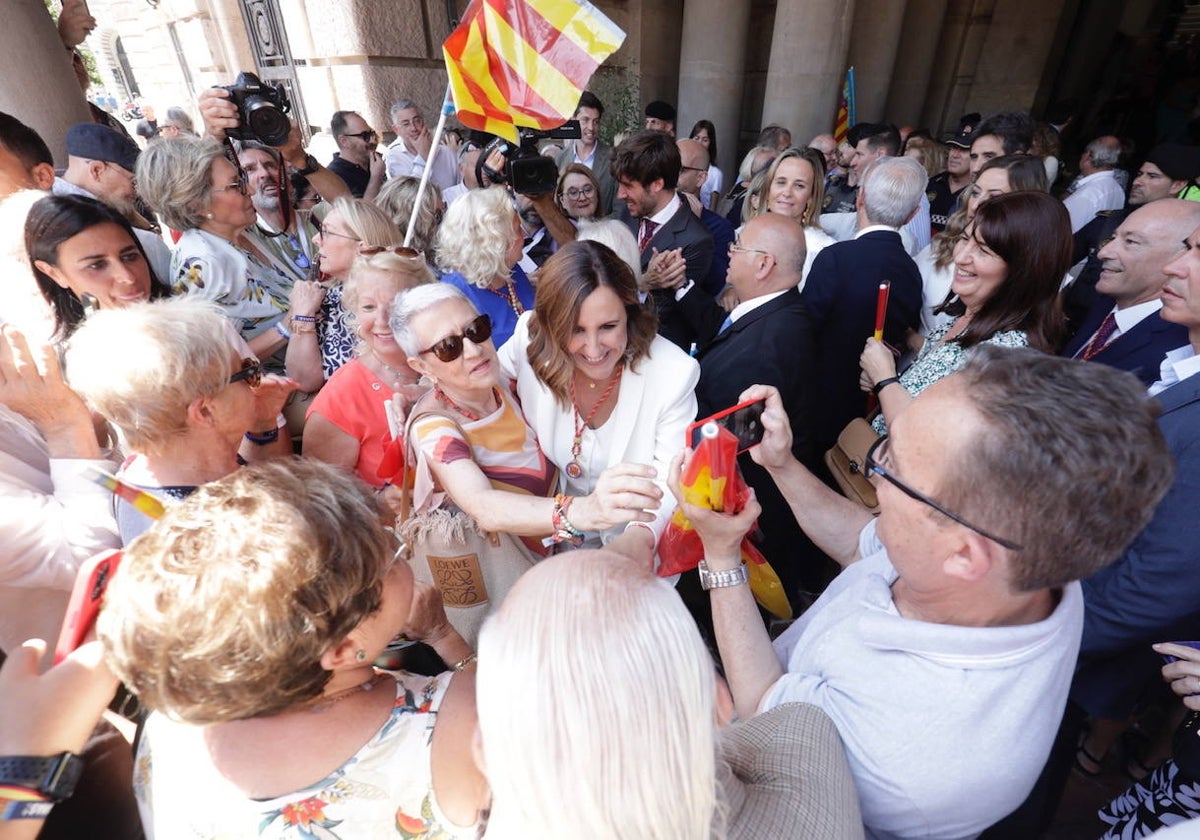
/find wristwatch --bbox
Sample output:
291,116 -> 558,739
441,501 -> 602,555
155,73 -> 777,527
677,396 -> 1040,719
0,753 -> 85,802
698,559 -> 749,590
296,153 -> 320,177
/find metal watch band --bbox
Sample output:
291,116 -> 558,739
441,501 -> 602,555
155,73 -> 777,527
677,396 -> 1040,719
0,754 -> 84,802
698,560 -> 749,590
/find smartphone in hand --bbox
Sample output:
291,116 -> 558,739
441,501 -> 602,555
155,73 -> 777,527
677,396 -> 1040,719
54,549 -> 121,665
687,397 -> 767,454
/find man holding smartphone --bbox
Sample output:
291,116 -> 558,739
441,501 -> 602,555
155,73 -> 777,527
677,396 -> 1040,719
674,348 -> 1171,838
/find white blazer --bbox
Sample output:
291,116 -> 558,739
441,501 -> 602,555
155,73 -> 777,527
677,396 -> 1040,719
497,311 -> 700,546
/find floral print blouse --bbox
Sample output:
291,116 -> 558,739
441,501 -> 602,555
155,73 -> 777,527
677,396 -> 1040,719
134,671 -> 480,839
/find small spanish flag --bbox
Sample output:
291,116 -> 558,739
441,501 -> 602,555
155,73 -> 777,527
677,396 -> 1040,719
833,66 -> 856,144
443,0 -> 625,143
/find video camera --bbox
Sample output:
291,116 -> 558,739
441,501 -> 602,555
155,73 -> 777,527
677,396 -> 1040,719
221,72 -> 292,147
478,120 -> 582,195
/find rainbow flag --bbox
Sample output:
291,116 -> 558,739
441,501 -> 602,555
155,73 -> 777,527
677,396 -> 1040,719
443,0 -> 625,143
833,66 -> 856,143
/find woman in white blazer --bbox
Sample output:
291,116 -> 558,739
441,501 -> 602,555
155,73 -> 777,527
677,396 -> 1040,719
498,239 -> 699,568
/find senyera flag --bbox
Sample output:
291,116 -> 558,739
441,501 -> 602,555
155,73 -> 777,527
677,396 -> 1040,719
833,66 -> 856,144
443,0 -> 626,143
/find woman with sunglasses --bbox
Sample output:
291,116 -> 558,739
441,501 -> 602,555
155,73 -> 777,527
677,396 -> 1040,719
555,163 -> 603,223
65,297 -> 295,544
136,136 -> 319,374
26,194 -> 173,341
435,186 -> 534,348
496,240 -> 699,565
860,191 -> 1070,435
392,283 -> 658,559
305,251 -> 434,491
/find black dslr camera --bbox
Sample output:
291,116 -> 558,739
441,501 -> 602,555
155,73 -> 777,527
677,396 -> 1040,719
221,72 -> 292,147
478,120 -> 582,195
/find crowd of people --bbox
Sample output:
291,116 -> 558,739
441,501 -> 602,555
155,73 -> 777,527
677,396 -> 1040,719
6,57 -> 1200,839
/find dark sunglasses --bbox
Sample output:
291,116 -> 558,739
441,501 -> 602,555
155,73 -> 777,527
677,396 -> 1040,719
342,130 -> 377,142
229,357 -> 264,388
419,314 -> 493,363
865,436 -> 1024,551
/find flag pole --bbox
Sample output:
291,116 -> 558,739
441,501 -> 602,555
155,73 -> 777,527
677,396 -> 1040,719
405,82 -> 455,249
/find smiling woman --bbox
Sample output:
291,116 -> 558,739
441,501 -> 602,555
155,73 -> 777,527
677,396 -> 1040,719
25,194 -> 171,340
746,147 -> 834,284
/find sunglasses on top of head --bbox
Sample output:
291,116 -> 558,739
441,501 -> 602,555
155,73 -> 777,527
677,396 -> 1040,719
418,314 -> 493,363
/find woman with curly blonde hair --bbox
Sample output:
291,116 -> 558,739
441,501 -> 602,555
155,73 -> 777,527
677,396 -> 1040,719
435,186 -> 532,346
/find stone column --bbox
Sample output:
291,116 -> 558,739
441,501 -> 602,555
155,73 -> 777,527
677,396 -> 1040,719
883,0 -> 950,127
920,0 -> 993,133
761,0 -> 856,147
966,0 -> 1070,116
2,0 -> 91,166
677,0 -> 751,179
847,0 -> 909,122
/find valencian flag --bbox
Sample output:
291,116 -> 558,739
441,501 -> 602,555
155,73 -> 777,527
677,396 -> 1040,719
833,66 -> 856,143
659,423 -> 792,620
443,0 -> 626,143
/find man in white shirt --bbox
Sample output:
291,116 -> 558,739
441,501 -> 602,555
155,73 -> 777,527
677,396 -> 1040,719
1061,199 -> 1199,384
674,348 -> 1171,838
383,99 -> 459,190
553,91 -> 616,216
1063,135 -> 1126,232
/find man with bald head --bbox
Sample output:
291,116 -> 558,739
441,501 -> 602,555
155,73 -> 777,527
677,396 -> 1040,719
808,134 -> 838,178
1061,199 -> 1199,384
686,212 -> 823,595
677,137 -> 734,296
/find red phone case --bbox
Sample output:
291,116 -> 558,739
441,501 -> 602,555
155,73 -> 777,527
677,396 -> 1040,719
687,396 -> 767,454
54,549 -> 122,665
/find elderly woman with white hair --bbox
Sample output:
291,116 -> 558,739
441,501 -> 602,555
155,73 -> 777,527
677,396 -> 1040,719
434,186 -> 532,347
136,136 -> 323,372
64,296 -> 294,543
476,549 -> 863,839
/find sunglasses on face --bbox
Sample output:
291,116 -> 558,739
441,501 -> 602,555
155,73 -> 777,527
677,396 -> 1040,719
229,357 -> 264,388
342,130 -> 377,142
419,314 -> 493,363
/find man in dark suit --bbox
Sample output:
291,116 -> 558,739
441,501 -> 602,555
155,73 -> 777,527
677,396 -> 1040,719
677,138 -> 734,298
613,130 -> 714,351
553,91 -> 617,216
1061,199 -> 1200,385
802,156 -> 925,455
682,213 -> 829,596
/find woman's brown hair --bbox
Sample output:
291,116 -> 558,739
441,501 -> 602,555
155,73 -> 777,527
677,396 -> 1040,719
936,190 -> 1069,352
526,240 -> 658,408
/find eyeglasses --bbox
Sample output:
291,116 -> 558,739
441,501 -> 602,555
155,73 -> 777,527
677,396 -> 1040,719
359,244 -> 423,259
215,170 -> 250,196
319,224 -> 360,242
419,314 -> 493,363
864,436 -> 1024,551
229,357 -> 264,388
564,185 -> 596,200
729,240 -> 769,257
341,130 -> 377,142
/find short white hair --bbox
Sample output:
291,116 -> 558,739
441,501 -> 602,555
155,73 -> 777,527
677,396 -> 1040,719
861,155 -> 928,228
576,219 -> 642,283
389,282 -> 474,356
476,551 -> 722,840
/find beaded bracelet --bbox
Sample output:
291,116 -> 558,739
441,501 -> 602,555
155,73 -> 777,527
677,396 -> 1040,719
274,321 -> 292,340
245,427 -> 281,445
292,314 -> 317,323
550,493 -> 585,546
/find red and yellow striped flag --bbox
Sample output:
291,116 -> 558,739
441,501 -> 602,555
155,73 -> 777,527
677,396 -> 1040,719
443,0 -> 626,143
833,66 -> 856,144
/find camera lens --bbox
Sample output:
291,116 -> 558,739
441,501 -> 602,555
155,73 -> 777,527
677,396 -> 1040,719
245,98 -> 291,146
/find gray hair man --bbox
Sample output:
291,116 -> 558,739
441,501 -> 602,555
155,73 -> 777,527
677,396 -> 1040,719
1063,135 -> 1125,232
384,98 -> 460,190
801,156 -> 926,453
